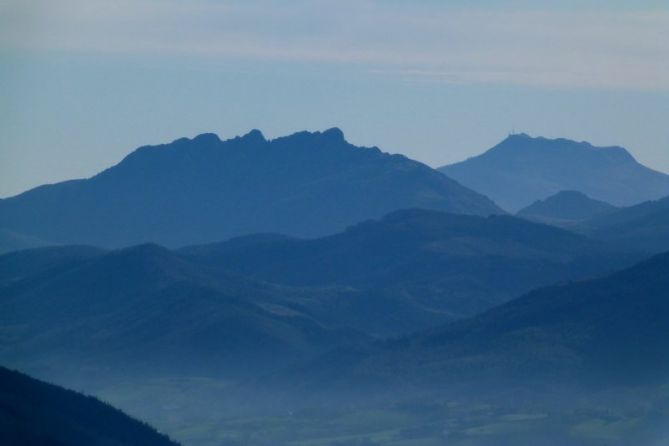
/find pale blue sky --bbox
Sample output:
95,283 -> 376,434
1,0 -> 668,197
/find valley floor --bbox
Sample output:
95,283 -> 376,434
94,378 -> 669,446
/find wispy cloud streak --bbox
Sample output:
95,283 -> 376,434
1,0 -> 668,90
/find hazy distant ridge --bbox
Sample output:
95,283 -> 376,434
440,133 -> 669,212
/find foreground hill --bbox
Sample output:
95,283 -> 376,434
182,209 -> 641,325
0,366 -> 178,446
0,128 -> 501,248
440,134 -> 669,212
517,190 -> 617,225
578,196 -> 669,252
299,251 -> 669,396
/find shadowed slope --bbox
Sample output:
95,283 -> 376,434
298,252 -> 669,395
0,366 -> 179,446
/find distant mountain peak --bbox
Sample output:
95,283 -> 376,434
605,145 -> 637,163
171,130 -> 266,146
440,134 -> 669,211
240,128 -> 266,144
275,127 -> 348,146
493,134 -> 635,162
192,132 -> 222,144
321,127 -> 345,142
504,132 -> 532,141
0,128 -> 501,247
518,190 -> 616,224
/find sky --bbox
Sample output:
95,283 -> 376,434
1,0 -> 668,198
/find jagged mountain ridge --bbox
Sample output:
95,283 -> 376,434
0,128 -> 501,248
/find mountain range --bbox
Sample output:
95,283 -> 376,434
182,209 -> 641,326
512,191 -> 669,253
440,133 -> 669,212
0,128 -> 501,248
0,208 -> 647,416
290,250 -> 669,398
2,129 -> 669,446
0,243 -> 366,385
0,209 -> 642,386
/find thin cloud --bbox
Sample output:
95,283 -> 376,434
1,0 -> 668,90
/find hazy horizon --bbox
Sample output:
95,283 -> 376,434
1,126 -> 667,199
2,0 -> 669,198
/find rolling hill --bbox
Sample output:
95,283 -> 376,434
0,128 -> 501,248
0,211 -> 663,446
578,195 -> 669,252
182,209 -> 642,325
0,209 -> 643,389
517,190 -> 617,225
0,244 -> 366,386
296,251 -> 669,396
440,134 -> 669,212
